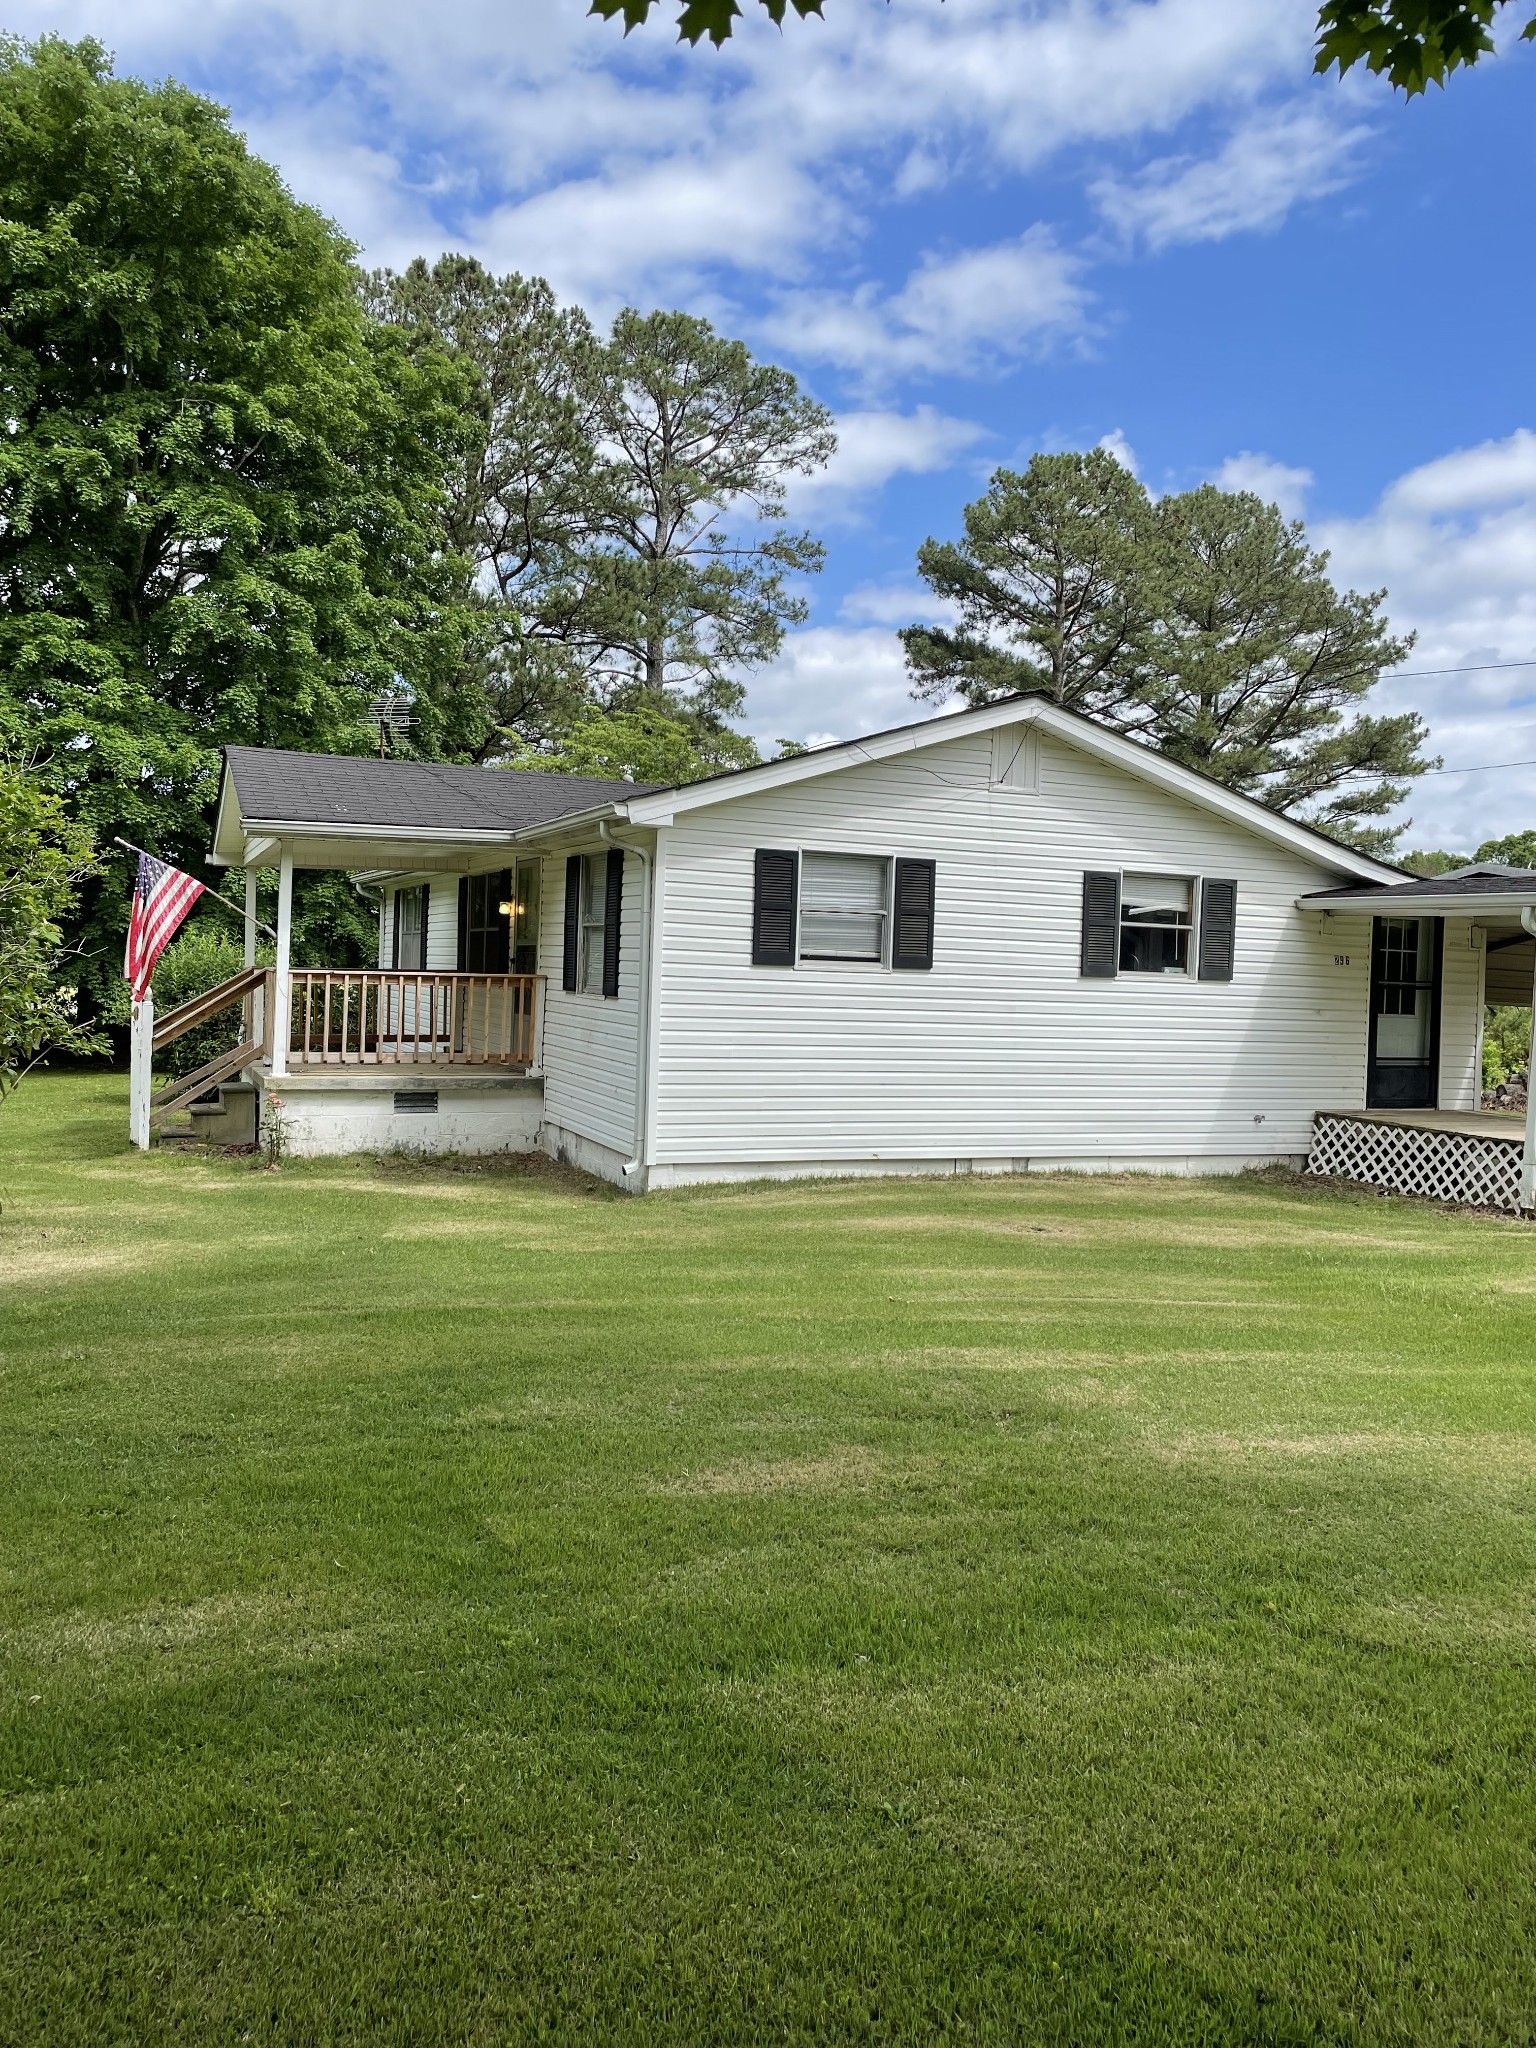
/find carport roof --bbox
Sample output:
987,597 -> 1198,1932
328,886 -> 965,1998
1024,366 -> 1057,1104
1298,864 -> 1536,916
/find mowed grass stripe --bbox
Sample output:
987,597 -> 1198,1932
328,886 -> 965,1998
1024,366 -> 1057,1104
2,1074 -> 1535,2045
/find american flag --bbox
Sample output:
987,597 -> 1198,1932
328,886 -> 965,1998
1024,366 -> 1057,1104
124,852 -> 204,1000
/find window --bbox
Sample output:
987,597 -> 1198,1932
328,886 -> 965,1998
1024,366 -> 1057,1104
393,884 -> 427,970
579,854 -> 607,992
1119,874 -> 1193,974
461,870 -> 510,972
799,852 -> 888,962
511,861 -> 540,974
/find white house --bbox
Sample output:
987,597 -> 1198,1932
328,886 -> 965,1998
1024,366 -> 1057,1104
175,692 -> 1535,1210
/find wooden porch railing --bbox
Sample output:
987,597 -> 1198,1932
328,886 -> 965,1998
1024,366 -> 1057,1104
285,970 -> 541,1067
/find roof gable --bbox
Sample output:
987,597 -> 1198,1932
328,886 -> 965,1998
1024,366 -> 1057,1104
617,695 -> 1402,885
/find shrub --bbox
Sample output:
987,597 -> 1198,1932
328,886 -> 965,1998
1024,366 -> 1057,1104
104,922 -> 272,1081
1484,1005 -> 1532,1093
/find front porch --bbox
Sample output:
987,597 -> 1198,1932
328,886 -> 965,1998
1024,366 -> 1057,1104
1307,1106 -> 1528,1214
144,966 -> 545,1152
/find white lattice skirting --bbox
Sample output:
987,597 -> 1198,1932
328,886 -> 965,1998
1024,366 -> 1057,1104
1307,1113 -> 1527,1213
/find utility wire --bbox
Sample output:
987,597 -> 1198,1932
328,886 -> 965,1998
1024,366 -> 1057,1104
1386,658 -> 1536,680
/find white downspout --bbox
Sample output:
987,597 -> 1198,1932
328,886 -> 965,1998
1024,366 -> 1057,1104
1520,907 -> 1536,1214
599,820 -> 653,1186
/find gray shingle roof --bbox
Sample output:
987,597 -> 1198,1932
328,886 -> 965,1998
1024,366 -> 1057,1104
1302,864 -> 1536,903
224,747 -> 662,834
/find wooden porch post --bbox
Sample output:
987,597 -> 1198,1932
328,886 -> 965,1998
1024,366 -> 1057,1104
129,990 -> 153,1150
271,847 -> 293,1079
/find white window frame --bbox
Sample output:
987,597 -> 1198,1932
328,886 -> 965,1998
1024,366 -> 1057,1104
578,853 -> 607,994
1118,871 -> 1199,978
796,849 -> 892,967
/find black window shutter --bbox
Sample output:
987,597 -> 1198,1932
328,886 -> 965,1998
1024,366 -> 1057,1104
1081,871 -> 1120,978
456,877 -> 468,970
1198,878 -> 1238,982
419,884 -> 430,970
562,855 -> 581,992
602,847 -> 623,998
892,858 -> 936,970
752,849 -> 799,965
391,889 -> 402,970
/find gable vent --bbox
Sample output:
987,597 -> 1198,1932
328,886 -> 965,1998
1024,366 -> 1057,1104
394,1090 -> 439,1114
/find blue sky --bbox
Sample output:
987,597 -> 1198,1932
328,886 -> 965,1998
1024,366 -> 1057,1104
23,0 -> 1536,847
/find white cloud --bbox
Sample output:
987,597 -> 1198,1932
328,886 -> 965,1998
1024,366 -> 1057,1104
1316,428 -> 1536,849
787,406 -> 988,515
1380,429 -> 1536,516
1213,451 -> 1314,517
742,625 -> 950,751
769,230 -> 1090,380
1098,428 -> 1140,476
838,580 -> 959,627
1093,102 -> 1370,251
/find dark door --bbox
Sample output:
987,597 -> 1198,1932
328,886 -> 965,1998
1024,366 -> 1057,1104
1367,916 -> 1443,1109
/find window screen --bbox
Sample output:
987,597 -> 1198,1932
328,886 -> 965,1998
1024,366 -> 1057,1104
799,853 -> 888,961
1119,874 -> 1193,974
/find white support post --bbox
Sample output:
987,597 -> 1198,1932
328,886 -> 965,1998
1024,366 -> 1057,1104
129,990 -> 153,1150
271,846 -> 293,1079
1522,943 -> 1536,1215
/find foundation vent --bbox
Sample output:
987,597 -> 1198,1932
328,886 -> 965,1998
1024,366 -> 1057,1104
394,1090 -> 439,1114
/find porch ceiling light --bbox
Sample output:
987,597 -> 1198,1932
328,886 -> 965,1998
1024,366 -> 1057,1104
499,899 -> 515,917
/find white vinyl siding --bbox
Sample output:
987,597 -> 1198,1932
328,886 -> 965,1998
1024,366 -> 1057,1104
538,850 -> 643,1157
645,721 -> 1379,1170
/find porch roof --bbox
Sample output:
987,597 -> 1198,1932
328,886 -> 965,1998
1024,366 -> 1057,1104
210,747 -> 662,867
1297,864 -> 1536,917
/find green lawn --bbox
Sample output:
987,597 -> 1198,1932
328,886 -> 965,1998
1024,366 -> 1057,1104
4,1075 -> 1536,2045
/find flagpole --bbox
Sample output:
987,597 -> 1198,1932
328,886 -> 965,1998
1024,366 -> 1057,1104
113,838 -> 279,940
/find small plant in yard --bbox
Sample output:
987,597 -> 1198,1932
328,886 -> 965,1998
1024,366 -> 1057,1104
258,1091 -> 290,1168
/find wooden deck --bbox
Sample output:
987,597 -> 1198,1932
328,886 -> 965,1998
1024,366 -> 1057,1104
1310,1105 -> 1527,1214
1316,1106 -> 1526,1140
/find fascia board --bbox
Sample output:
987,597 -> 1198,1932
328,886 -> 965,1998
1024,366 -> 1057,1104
1297,889 -> 1536,915
235,818 -> 519,846
621,699 -> 1042,825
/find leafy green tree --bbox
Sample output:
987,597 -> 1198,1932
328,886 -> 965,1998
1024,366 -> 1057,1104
505,705 -> 739,785
579,309 -> 832,757
594,0 -> 1535,93
1476,829 -> 1536,866
0,37 -> 471,994
363,256 -> 605,758
905,463 -> 1430,851
902,450 -> 1159,721
1134,487 -> 1425,853
1483,1005 -> 1531,1092
1402,847 -> 1470,874
1316,3 -> 1535,91
0,759 -> 106,1101
591,0 -> 822,47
